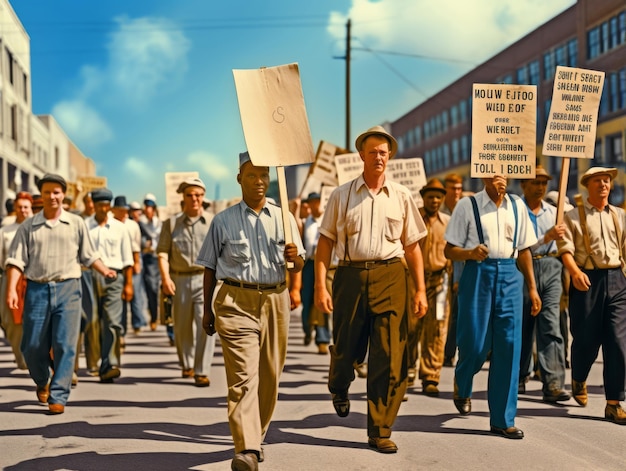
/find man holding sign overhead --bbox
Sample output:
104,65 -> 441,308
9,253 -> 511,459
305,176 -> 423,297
315,125 -> 428,453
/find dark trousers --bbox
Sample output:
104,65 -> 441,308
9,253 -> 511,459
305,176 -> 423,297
329,261 -> 408,439
569,268 -> 626,401
520,257 -> 566,392
142,253 -> 161,324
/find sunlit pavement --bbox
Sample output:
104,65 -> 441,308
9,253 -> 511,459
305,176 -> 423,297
0,309 -> 624,470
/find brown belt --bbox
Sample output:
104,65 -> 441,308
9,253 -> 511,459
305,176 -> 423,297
338,257 -> 401,270
170,269 -> 204,276
532,253 -> 559,260
222,279 -> 286,291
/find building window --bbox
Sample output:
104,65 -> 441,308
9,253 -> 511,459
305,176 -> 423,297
567,39 -> 578,67
6,48 -> 14,85
55,146 -> 60,169
10,104 -> 17,141
501,74 -> 514,84
443,143 -> 450,168
555,45 -> 567,66
544,99 -> 552,125
516,65 -> 528,85
461,135 -> 469,162
529,60 -> 540,85
601,22 -> 610,53
424,121 -> 430,140
544,51 -> 555,80
459,100 -> 467,122
610,17 -> 620,49
620,67 -> 626,109
620,12 -> 626,43
22,73 -> 28,103
441,110 -> 448,132
588,27 -> 600,59
452,139 -> 459,165
606,134 -> 624,166
450,105 -> 458,127
414,125 -> 421,146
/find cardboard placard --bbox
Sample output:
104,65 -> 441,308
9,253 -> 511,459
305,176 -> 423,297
471,83 -> 537,178
542,66 -> 605,159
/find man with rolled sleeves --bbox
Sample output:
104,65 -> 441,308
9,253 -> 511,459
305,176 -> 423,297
5,174 -> 116,414
85,188 -> 134,382
518,166 -> 570,403
157,177 -> 216,387
197,152 -> 304,471
315,126 -> 428,453
558,166 -> 626,424
444,174 -> 540,439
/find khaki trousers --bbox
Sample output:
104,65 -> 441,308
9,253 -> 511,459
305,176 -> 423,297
214,282 -> 289,454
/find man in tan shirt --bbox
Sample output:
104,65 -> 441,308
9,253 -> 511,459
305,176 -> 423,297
408,178 -> 450,397
558,166 -> 626,424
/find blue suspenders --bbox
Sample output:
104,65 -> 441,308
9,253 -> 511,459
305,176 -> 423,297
469,195 -> 518,257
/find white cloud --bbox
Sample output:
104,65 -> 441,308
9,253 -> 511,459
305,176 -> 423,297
328,0 -> 576,63
123,156 -> 156,180
186,151 -> 232,180
52,100 -> 113,147
106,16 -> 191,106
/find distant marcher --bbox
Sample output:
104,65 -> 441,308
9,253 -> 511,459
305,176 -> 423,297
197,151 -> 304,471
315,126 -> 428,453
518,167 -> 570,403
158,177 -> 216,387
112,196 -> 147,335
139,193 -> 162,332
5,174 -> 116,414
558,167 -> 626,424
85,189 -> 134,382
0,191 -> 33,370
444,175 -> 540,439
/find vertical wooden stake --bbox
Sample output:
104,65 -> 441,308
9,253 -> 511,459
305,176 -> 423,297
556,157 -> 570,225
276,166 -> 294,268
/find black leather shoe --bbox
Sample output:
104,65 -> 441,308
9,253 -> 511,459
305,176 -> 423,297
332,391 -> 350,417
543,388 -> 571,403
490,426 -> 524,439
453,398 -> 471,415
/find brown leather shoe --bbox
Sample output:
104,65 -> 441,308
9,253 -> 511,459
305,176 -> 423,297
572,380 -> 588,407
605,403 -> 626,424
543,388 -> 571,403
194,375 -> 211,387
317,343 -> 329,355
182,368 -> 195,378
423,382 -> 440,397
368,437 -> 398,453
100,367 -> 121,383
48,403 -> 65,415
36,384 -> 50,404
231,451 -> 258,471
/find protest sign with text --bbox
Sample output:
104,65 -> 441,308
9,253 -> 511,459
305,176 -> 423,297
471,83 -> 537,178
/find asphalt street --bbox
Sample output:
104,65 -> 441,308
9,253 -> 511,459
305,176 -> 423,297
1,307 -> 624,470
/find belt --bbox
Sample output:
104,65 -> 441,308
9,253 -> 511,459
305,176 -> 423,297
170,269 -> 204,276
28,278 -> 73,284
532,253 -> 559,260
338,257 -> 401,269
222,279 -> 287,291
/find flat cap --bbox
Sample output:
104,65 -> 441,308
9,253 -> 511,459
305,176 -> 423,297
113,195 -> 129,209
37,173 -> 67,192
580,166 -> 618,187
176,177 -> 206,194
355,125 -> 398,158
91,188 -> 113,203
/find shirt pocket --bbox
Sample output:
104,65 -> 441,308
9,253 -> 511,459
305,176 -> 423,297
224,238 -> 251,263
269,239 -> 286,267
385,214 -> 404,242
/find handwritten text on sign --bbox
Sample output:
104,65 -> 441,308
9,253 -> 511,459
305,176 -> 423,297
542,66 -> 604,159
471,84 -> 537,178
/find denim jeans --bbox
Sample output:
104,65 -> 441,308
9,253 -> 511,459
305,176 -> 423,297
21,278 -> 82,406
93,271 -> 124,374
122,271 -> 147,333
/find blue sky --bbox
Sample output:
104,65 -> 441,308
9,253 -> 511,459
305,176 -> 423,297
13,0 -> 576,203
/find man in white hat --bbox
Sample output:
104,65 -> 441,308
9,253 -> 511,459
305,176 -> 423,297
315,126 -> 428,453
518,166 -> 570,403
157,177 -> 216,387
558,166 -> 626,424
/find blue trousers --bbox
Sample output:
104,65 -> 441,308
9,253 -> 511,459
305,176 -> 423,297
455,259 -> 522,429
122,271 -> 147,333
21,279 -> 82,406
93,271 -> 124,374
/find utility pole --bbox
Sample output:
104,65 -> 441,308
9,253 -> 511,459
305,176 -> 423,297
345,18 -> 351,150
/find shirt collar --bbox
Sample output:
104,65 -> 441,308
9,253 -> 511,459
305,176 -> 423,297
239,199 -> 270,217
32,209 -> 71,227
355,174 -> 390,196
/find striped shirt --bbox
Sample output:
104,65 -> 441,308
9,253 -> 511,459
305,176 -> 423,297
6,209 -> 101,281
85,215 -> 134,271
523,198 -> 557,256
196,200 -> 305,284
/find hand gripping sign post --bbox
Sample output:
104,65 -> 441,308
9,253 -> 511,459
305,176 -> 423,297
233,63 -> 315,267
471,83 -> 537,179
542,66 -> 605,224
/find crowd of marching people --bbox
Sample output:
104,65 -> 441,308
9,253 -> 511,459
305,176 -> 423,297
1,126 -> 625,471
